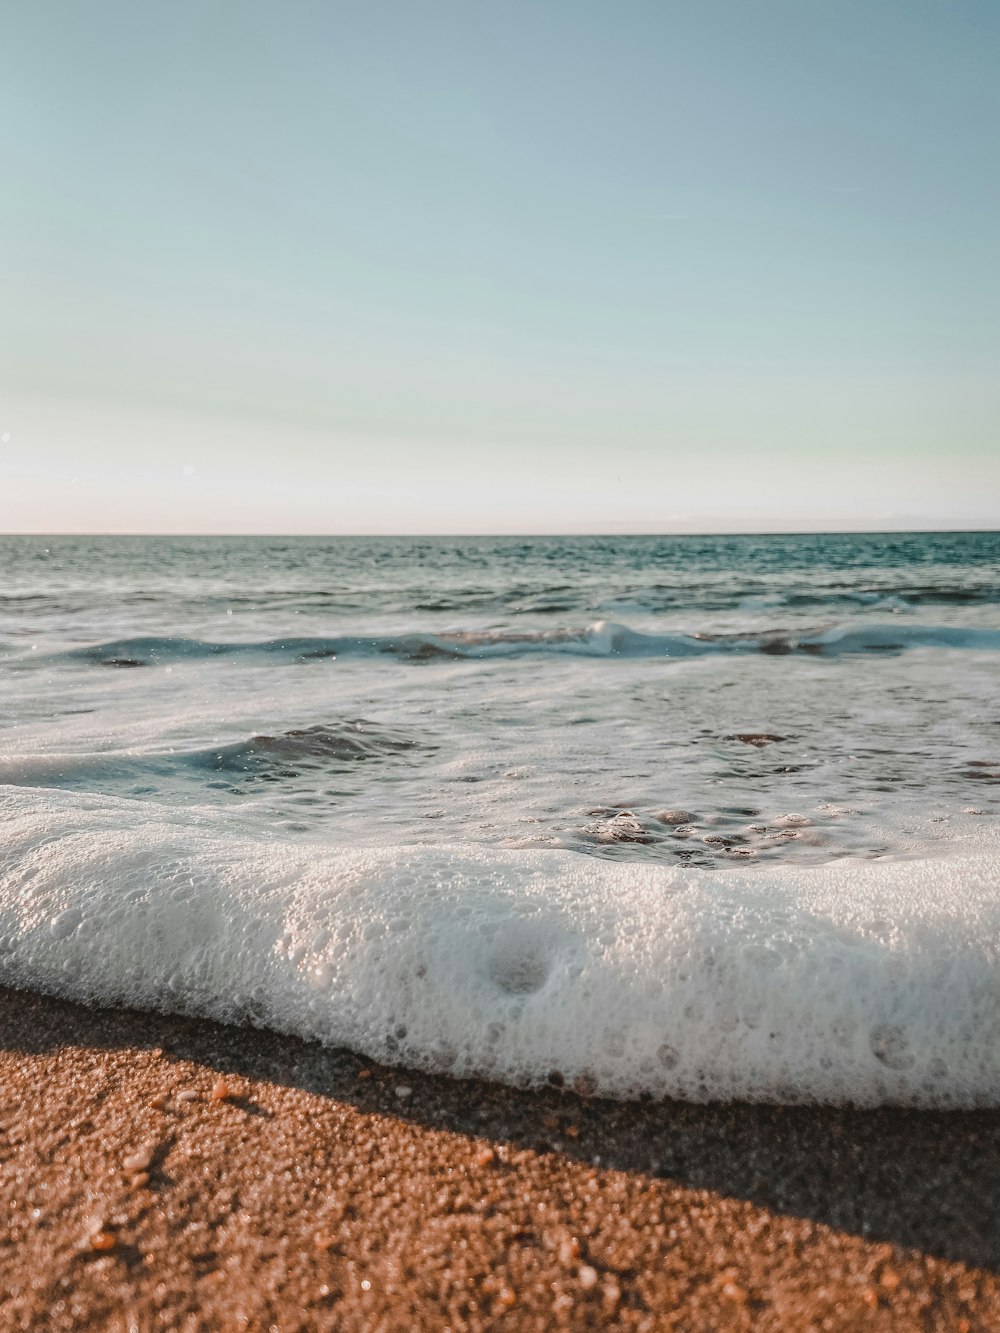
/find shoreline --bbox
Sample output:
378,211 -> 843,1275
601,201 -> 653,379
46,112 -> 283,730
1,986 -> 998,1330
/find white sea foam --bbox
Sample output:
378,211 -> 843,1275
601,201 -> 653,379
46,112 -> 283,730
2,786 -> 1000,1106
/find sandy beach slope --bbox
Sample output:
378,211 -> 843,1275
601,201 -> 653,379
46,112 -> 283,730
1,985 -> 998,1330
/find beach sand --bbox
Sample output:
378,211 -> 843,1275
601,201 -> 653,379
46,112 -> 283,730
1,986 -> 998,1331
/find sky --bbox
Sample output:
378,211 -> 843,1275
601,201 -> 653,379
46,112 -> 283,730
1,0 -> 998,534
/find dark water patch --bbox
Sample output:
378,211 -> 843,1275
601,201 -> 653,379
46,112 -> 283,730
378,639 -> 467,663
188,722 -> 433,780
525,802 -> 897,870
67,636 -> 237,665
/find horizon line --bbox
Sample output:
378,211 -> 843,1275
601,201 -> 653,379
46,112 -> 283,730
3,527 -> 998,540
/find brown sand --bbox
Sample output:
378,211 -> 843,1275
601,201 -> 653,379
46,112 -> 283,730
1,985 -> 998,1331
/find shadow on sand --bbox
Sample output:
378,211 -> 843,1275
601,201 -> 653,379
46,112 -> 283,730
2,984 -> 997,1275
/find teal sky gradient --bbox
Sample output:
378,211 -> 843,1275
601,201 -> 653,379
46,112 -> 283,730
1,1 -> 998,532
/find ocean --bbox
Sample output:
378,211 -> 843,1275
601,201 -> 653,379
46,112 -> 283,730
2,531 -> 999,1105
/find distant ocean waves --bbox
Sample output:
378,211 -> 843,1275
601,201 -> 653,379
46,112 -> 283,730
8,619 -> 1000,668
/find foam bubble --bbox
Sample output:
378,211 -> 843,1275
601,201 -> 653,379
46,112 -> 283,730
2,786 -> 1000,1106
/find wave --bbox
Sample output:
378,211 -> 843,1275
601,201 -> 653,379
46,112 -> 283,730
27,620 -> 1000,668
188,722 -> 428,770
0,722 -> 432,797
2,786 -> 1000,1106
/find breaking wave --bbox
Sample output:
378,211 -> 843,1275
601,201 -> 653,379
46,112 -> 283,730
3,786 -> 1000,1107
24,620 -> 1000,668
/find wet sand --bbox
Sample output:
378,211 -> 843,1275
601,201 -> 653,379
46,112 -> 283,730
1,986 -> 998,1331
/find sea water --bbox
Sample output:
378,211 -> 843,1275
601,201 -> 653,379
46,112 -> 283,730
1,532 -> 999,1104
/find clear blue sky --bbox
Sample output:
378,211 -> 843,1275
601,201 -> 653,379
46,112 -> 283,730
1,0 -> 998,532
